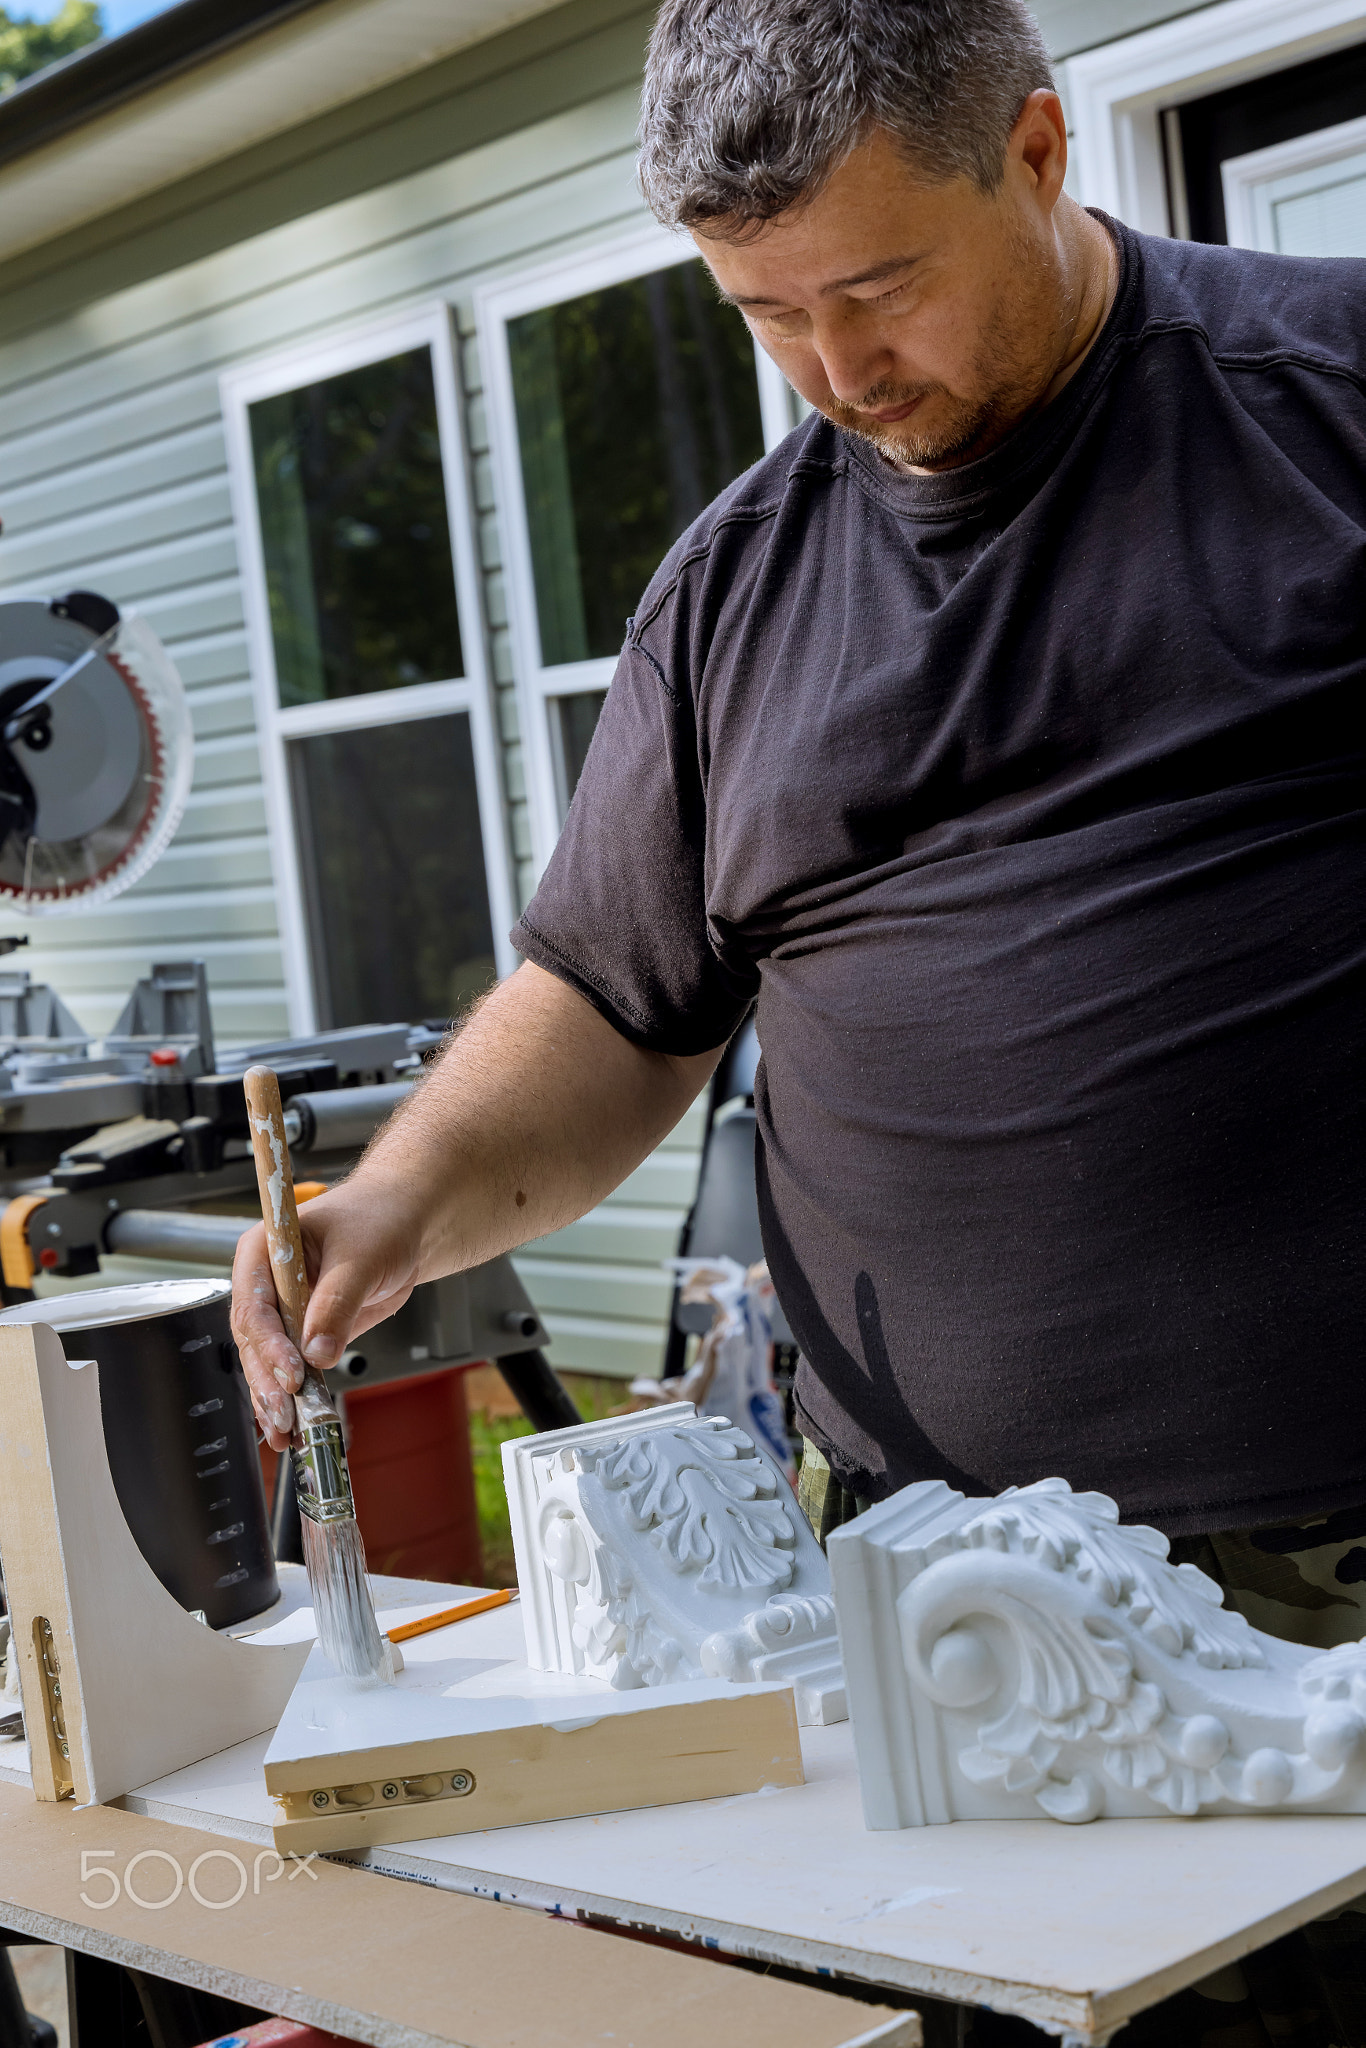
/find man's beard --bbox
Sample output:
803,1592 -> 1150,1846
825,378 -> 1022,470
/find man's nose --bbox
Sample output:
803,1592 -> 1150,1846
813,316 -> 895,407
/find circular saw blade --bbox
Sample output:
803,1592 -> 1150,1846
0,599 -> 194,914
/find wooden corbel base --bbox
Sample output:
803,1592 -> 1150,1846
264,1650 -> 803,1853
0,1322 -> 309,1807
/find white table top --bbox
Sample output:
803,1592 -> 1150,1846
91,1577 -> 1366,2046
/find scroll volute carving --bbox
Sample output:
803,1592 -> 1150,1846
829,1476 -> 1366,1828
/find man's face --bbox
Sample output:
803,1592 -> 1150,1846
694,102 -> 1076,471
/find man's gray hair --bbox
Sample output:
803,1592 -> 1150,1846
639,0 -> 1054,231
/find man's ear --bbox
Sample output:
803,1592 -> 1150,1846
1012,89 -> 1068,207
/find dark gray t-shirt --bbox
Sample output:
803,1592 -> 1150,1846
513,218 -> 1366,1535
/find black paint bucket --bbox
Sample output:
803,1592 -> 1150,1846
0,1280 -> 278,1629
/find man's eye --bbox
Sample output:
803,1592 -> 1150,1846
757,310 -> 805,335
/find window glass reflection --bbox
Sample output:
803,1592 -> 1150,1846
289,714 -> 495,1028
250,348 -> 463,707
550,689 -> 608,817
509,264 -> 765,667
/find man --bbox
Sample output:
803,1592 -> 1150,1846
236,6 -> 1366,2030
236,1 -> 1364,1651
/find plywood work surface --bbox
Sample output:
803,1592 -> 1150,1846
0,1782 -> 917,2048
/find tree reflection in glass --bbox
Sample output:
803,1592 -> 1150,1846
289,713 -> 496,1030
250,347 -> 464,706
509,262 -> 766,667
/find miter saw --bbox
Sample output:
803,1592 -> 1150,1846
0,590 -> 192,914
0,591 -> 576,1439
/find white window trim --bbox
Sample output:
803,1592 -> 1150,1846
220,302 -> 516,1037
1065,0 -> 1366,233
1221,111 -> 1366,245
475,220 -> 800,876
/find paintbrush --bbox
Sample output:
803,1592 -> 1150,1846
244,1065 -> 391,1684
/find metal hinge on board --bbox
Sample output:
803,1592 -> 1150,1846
32,1616 -> 74,1799
278,1769 -> 478,1823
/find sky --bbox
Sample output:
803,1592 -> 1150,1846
25,0 -> 179,32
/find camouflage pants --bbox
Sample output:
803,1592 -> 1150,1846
795,1444 -> 872,1548
798,1443 -> 1366,2047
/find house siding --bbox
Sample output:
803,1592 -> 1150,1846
0,0 -> 690,1376
0,0 -> 1220,1374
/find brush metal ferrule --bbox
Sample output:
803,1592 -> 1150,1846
291,1418 -> 355,1525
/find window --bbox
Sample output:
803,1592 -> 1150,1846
1159,29 -> 1366,251
1222,119 -> 1366,253
508,264 -> 768,665
248,346 -> 464,705
1064,0 -> 1366,236
549,689 -> 608,819
289,714 -> 497,1027
478,225 -> 802,872
222,309 -> 514,1036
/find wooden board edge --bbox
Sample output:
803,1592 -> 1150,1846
1087,1860 -> 1366,2038
835,2021 -> 922,2048
0,1890 -> 919,2048
0,1325 -> 87,1802
0,1783 -> 924,2048
269,1689 -> 804,1853
264,1682 -> 801,1792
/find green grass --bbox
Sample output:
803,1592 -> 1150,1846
470,1410 -> 536,1586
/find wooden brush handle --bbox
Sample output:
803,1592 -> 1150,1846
243,1064 -> 311,1351
244,1065 -> 337,1433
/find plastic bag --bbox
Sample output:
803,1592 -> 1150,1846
631,1257 -> 796,1482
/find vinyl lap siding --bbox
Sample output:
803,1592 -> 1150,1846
0,67 -> 698,1379
0,390 -> 280,1037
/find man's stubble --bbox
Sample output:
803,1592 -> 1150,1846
822,222 -> 1074,472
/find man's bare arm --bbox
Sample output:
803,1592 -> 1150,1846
231,961 -> 725,1448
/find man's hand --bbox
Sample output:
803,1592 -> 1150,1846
231,1188 -> 422,1450
230,962 -> 725,1449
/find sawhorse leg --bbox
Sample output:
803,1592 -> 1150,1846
66,1949 -> 266,2048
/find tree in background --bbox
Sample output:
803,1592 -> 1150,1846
0,0 -> 103,92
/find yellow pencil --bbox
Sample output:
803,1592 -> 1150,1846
386,1587 -> 516,1642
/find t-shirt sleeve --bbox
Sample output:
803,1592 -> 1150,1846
511,634 -> 755,1057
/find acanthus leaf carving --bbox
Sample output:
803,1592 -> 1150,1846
951,1480 -> 1261,1672
504,1404 -> 846,1726
581,1417 -> 797,1592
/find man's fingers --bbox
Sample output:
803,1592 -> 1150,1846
231,1194 -> 422,1446
230,1221 -> 303,1449
298,1210 -> 419,1370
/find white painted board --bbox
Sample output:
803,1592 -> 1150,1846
119,1585 -> 1366,2043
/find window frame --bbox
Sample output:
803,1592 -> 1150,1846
1219,110 -> 1366,246
475,223 -> 801,875
1064,0 -> 1366,235
221,304 -> 516,1036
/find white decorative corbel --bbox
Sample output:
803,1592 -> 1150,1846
827,1476 -> 1366,1825
503,1403 -> 845,1724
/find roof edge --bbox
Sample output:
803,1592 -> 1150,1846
0,0 -> 335,172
